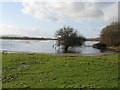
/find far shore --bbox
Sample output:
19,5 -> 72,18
0,37 -> 100,41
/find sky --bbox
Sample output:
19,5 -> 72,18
0,0 -> 119,38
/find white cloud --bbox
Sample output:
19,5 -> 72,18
0,24 -> 53,38
1,0 -> 119,2
102,2 -> 118,23
21,2 -> 118,24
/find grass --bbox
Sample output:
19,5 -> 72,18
108,46 -> 120,50
2,53 -> 119,88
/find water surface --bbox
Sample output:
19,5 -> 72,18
0,39 -> 105,54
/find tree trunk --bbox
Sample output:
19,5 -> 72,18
64,46 -> 68,52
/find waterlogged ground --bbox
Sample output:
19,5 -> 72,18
2,53 -> 119,88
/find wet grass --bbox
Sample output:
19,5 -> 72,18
2,53 -> 119,88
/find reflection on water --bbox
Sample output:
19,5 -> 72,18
0,39 -> 105,54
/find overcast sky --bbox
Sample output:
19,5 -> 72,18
0,0 -> 119,38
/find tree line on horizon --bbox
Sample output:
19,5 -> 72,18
0,36 -> 56,40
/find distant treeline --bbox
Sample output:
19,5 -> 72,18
86,38 -> 100,41
0,36 -> 100,41
0,36 -> 57,40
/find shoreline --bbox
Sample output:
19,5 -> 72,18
0,50 -> 117,56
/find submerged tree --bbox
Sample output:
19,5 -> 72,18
55,26 -> 86,52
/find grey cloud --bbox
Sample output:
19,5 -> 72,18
21,2 -> 118,23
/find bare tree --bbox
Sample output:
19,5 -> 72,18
100,22 -> 120,46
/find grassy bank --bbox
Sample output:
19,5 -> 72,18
2,53 -> 119,88
107,46 -> 120,51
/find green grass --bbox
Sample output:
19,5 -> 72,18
2,53 -> 119,88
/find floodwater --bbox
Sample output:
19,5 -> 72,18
0,39 -> 107,54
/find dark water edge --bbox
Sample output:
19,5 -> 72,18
0,49 -> 116,56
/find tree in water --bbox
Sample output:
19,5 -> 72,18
55,26 -> 86,52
